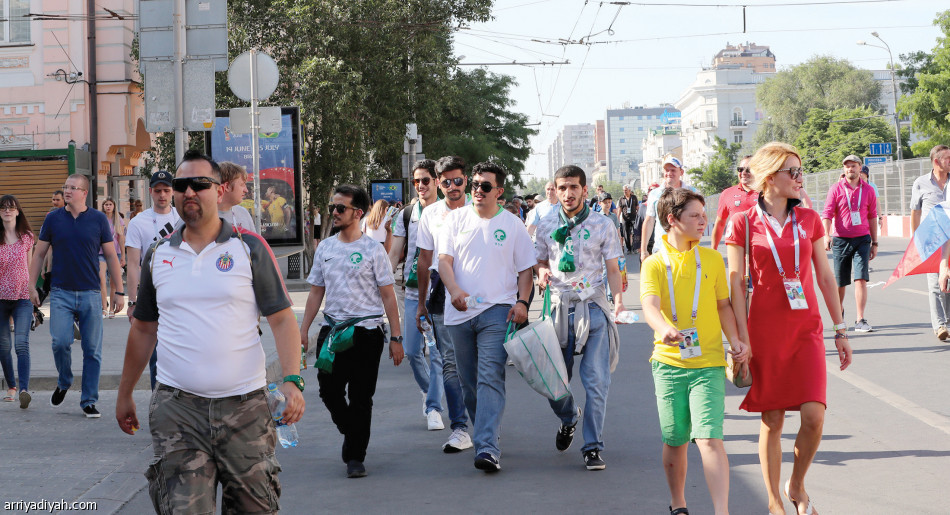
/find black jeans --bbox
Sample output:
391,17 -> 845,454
620,219 -> 637,251
316,325 -> 385,463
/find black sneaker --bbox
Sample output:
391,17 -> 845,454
474,452 -> 501,473
584,449 -> 606,470
49,387 -> 67,407
556,407 -> 581,451
346,460 -> 366,478
82,405 -> 101,418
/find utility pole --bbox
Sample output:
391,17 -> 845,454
173,0 -> 187,164
86,0 -> 98,206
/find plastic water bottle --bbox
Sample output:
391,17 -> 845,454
616,311 -> 640,324
300,343 -> 307,370
419,316 -> 436,348
266,383 -> 299,448
464,296 -> 484,309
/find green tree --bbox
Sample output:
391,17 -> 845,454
898,10 -> 950,144
519,176 -> 549,197
688,136 -> 742,196
793,106 -> 908,171
756,56 -> 882,145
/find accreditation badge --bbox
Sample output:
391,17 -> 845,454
571,275 -> 596,301
850,211 -> 863,226
678,327 -> 702,359
783,279 -> 808,310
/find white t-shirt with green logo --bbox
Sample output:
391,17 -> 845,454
416,197 -> 472,272
438,205 -> 537,326
307,234 -> 394,327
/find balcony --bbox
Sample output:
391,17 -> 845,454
729,119 -> 747,128
691,121 -> 717,130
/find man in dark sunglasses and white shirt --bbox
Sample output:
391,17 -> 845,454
415,155 -> 473,453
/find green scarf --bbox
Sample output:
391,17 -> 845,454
550,204 -> 590,272
315,314 -> 383,373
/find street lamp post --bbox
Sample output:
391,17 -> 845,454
858,32 -> 906,217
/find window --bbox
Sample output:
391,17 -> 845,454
619,138 -> 625,143
619,116 -> 624,120
619,127 -> 624,132
1,0 -> 30,43
733,131 -> 743,144
620,150 -> 626,154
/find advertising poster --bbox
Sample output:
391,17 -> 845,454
208,108 -> 303,246
371,180 -> 405,205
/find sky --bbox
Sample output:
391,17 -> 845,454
452,0 -> 948,180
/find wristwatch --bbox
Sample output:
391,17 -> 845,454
390,335 -> 403,344
832,322 -> 847,331
871,242 -> 879,246
283,374 -> 305,392
516,299 -> 530,309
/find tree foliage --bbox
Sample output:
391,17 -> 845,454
898,10 -> 950,144
688,136 -> 742,196
755,56 -> 882,145
793,106 -> 909,172
519,176 -> 549,197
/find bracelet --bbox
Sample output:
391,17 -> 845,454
516,299 -> 530,309
834,332 -> 849,339
114,291 -> 125,296
871,242 -> 879,246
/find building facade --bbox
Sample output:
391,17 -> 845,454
546,123 -> 596,180
712,42 -> 776,73
604,105 -> 680,184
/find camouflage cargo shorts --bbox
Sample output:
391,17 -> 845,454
145,384 -> 281,514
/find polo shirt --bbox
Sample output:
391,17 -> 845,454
910,171 -> 950,218
820,179 -> 877,239
639,236 -> 729,369
39,207 -> 113,291
134,220 -> 292,397
535,209 -> 622,293
716,184 -> 758,223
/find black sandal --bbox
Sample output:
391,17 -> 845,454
669,506 -> 689,515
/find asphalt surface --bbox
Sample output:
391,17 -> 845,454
2,236 -> 949,514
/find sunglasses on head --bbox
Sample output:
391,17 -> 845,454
472,181 -> 494,193
440,177 -> 465,189
777,167 -> 804,180
413,177 -> 432,186
736,167 -> 751,174
172,176 -> 220,193
328,203 -> 358,214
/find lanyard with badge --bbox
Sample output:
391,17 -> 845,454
756,206 -> 808,310
844,183 -> 864,226
661,246 -> 702,359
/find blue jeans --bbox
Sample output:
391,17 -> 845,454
447,304 -> 510,458
0,299 -> 32,392
49,288 -> 102,408
548,304 -> 611,452
431,313 -> 468,431
403,297 -> 444,414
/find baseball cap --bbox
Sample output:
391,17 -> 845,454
150,170 -> 173,187
860,165 -> 870,176
662,156 -> 684,169
599,192 -> 612,201
842,155 -> 862,166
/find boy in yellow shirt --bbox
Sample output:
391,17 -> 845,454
640,188 -> 749,515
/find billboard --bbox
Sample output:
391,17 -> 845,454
371,180 -> 406,205
207,106 -> 303,246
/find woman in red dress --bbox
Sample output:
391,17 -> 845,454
725,142 -> 852,515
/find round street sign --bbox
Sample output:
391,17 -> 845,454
227,51 -> 280,102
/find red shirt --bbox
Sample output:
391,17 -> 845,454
0,232 -> 34,300
717,184 -> 758,222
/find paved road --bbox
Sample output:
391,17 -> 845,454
2,236 -> 949,514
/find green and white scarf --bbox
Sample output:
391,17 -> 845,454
550,204 -> 590,272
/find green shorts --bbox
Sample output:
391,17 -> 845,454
651,361 -> 726,446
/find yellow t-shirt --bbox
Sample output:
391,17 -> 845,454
267,196 -> 287,225
639,236 -> 729,368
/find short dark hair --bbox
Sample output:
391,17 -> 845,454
53,190 -> 64,197
931,145 -> 950,162
412,159 -> 437,179
553,165 -> 587,187
334,184 -> 370,214
472,162 -> 506,187
436,156 -> 465,177
656,187 -> 705,232
178,149 -> 222,180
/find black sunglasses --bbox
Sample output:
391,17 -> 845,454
413,177 -> 432,186
777,167 -> 804,180
472,181 -> 494,193
736,167 -> 751,174
172,176 -> 220,193
328,203 -> 358,214
440,177 -> 465,189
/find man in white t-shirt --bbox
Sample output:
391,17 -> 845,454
124,170 -> 181,388
299,185 -> 404,479
641,156 -> 697,258
438,162 -> 537,473
526,181 -> 559,238
415,156 -> 473,453
217,161 -> 256,231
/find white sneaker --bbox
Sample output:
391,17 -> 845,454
426,410 -> 444,431
421,391 -> 427,417
442,428 -> 473,453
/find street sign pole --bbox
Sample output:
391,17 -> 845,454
173,0 -> 187,163
250,49 -> 262,233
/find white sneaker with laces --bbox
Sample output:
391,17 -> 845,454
426,410 -> 444,431
442,428 -> 473,453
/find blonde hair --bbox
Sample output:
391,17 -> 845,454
365,199 -> 390,231
749,142 -> 802,193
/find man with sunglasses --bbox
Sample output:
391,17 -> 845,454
711,155 -> 757,250
125,170 -> 181,389
117,150 -> 304,511
416,155 -> 473,453
29,174 -> 124,418
388,159 -> 450,432
821,154 -> 878,333
437,162 -> 536,473
300,184 -> 404,478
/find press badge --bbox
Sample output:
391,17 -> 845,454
850,211 -> 863,226
678,327 -> 702,359
783,279 -> 808,310
571,275 -> 597,301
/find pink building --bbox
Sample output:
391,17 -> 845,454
0,0 -> 149,212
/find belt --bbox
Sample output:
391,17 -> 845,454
156,383 -> 265,402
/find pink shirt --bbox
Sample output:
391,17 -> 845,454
820,179 -> 877,238
0,232 -> 34,300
